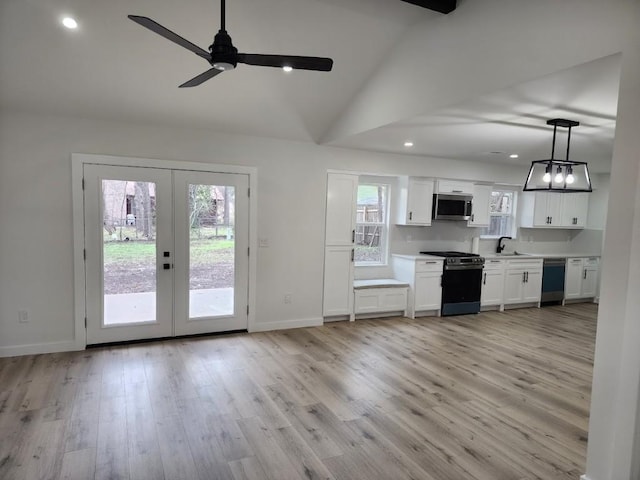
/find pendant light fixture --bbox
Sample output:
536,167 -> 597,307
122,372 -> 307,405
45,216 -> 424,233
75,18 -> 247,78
523,118 -> 592,192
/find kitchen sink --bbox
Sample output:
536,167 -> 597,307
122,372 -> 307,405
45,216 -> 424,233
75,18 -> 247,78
493,251 -> 528,257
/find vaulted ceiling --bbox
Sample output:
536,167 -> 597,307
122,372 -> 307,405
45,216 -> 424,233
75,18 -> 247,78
0,0 -> 630,173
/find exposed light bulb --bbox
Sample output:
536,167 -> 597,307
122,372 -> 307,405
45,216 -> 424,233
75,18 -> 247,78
565,173 -> 575,184
282,66 -> 293,73
542,172 -> 551,183
62,17 -> 78,29
554,167 -> 564,183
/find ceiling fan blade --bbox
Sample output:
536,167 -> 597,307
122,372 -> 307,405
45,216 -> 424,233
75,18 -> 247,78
128,15 -> 210,60
179,68 -> 223,88
237,54 -> 333,72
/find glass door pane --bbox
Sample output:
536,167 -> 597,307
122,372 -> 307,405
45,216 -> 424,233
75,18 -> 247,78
173,171 -> 249,336
102,179 -> 157,325
187,184 -> 235,318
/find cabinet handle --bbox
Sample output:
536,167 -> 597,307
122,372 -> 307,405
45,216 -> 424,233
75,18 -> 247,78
522,272 -> 526,283
483,273 -> 487,285
351,249 -> 354,262
525,271 -> 529,283
549,216 -> 553,224
583,269 -> 587,280
471,214 -> 474,222
453,189 -> 463,193
409,211 -> 413,221
352,229 -> 355,243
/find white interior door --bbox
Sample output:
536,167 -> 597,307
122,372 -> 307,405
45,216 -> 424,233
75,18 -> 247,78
84,164 -> 249,344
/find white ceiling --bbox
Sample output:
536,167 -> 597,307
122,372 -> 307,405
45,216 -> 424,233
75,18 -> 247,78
0,0 -> 622,173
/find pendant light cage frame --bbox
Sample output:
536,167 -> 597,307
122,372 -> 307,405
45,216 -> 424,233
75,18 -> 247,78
523,118 -> 593,193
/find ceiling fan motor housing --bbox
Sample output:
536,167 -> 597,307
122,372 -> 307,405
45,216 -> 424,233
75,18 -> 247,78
210,30 -> 238,70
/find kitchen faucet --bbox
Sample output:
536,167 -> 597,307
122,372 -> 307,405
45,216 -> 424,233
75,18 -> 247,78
496,236 -> 512,253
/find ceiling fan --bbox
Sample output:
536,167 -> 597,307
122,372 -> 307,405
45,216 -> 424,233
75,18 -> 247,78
128,0 -> 334,88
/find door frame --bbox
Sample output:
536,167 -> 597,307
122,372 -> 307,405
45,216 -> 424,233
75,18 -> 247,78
71,153 -> 258,350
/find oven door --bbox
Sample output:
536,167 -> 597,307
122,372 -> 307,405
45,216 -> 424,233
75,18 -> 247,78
441,265 -> 483,315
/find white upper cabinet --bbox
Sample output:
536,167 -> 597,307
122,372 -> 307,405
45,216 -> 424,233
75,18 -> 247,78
468,184 -> 492,227
561,193 -> 589,227
435,179 -> 474,195
325,173 -> 358,245
396,177 -> 434,226
520,191 -> 589,229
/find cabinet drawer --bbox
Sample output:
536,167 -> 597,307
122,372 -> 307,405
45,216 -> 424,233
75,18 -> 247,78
506,259 -> 543,270
584,257 -> 599,266
354,288 -> 408,314
484,259 -> 505,270
415,260 -> 443,272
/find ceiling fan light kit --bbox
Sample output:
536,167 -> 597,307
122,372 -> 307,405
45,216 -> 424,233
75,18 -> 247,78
128,0 -> 333,88
523,118 -> 593,193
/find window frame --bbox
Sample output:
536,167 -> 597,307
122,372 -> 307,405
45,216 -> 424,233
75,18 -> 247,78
354,182 -> 390,267
480,188 -> 518,239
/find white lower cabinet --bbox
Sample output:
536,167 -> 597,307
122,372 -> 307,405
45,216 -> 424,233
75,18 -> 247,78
392,255 -> 443,318
565,257 -> 599,302
503,259 -> 543,307
323,246 -> 354,317
480,259 -> 505,308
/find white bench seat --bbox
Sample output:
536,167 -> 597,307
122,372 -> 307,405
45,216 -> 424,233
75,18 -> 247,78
352,279 -> 409,321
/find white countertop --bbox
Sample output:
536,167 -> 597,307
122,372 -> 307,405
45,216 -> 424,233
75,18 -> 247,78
391,254 -> 444,261
483,252 -> 600,259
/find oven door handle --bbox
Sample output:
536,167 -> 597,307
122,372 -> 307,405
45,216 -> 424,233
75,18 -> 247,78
444,265 -> 484,271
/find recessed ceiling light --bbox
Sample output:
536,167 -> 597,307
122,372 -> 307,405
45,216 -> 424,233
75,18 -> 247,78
62,17 -> 78,29
404,141 -> 414,147
282,66 -> 293,73
509,154 -> 519,158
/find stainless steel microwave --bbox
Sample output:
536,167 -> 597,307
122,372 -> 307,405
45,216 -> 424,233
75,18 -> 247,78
432,193 -> 473,221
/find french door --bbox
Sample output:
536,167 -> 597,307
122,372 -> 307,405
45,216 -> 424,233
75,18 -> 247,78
83,164 -> 249,344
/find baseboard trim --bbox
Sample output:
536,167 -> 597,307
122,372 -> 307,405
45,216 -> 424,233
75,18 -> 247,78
0,340 -> 83,358
249,317 -> 323,333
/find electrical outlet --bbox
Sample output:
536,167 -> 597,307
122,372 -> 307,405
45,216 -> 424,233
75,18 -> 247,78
18,309 -> 29,323
284,293 -> 292,304
259,238 -> 269,248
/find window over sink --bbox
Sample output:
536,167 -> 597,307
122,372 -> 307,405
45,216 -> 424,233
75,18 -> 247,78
355,183 -> 389,265
481,188 -> 518,239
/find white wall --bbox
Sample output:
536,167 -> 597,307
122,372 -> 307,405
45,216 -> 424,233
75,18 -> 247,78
0,109 -> 528,355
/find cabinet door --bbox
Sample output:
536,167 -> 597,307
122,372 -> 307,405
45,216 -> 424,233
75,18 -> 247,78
481,269 -> 504,306
325,173 -> 357,245
565,258 -> 584,299
546,193 -> 563,226
522,269 -> 542,302
582,266 -> 598,298
503,269 -> 524,304
414,272 -> 442,311
436,179 -> 474,195
561,193 -> 589,227
323,246 -> 354,316
468,185 -> 492,227
406,178 -> 434,225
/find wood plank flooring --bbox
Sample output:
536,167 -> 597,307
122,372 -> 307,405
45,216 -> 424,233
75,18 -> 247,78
0,304 -> 597,480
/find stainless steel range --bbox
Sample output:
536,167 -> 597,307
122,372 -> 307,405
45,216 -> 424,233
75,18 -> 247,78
419,251 -> 485,316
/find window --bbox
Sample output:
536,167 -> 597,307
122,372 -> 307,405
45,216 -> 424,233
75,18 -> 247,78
481,189 -> 517,238
355,183 -> 389,265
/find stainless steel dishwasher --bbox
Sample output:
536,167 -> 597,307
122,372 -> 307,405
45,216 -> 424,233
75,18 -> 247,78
541,257 -> 566,304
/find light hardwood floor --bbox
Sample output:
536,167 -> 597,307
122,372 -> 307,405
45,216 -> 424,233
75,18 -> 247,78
0,304 -> 597,480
